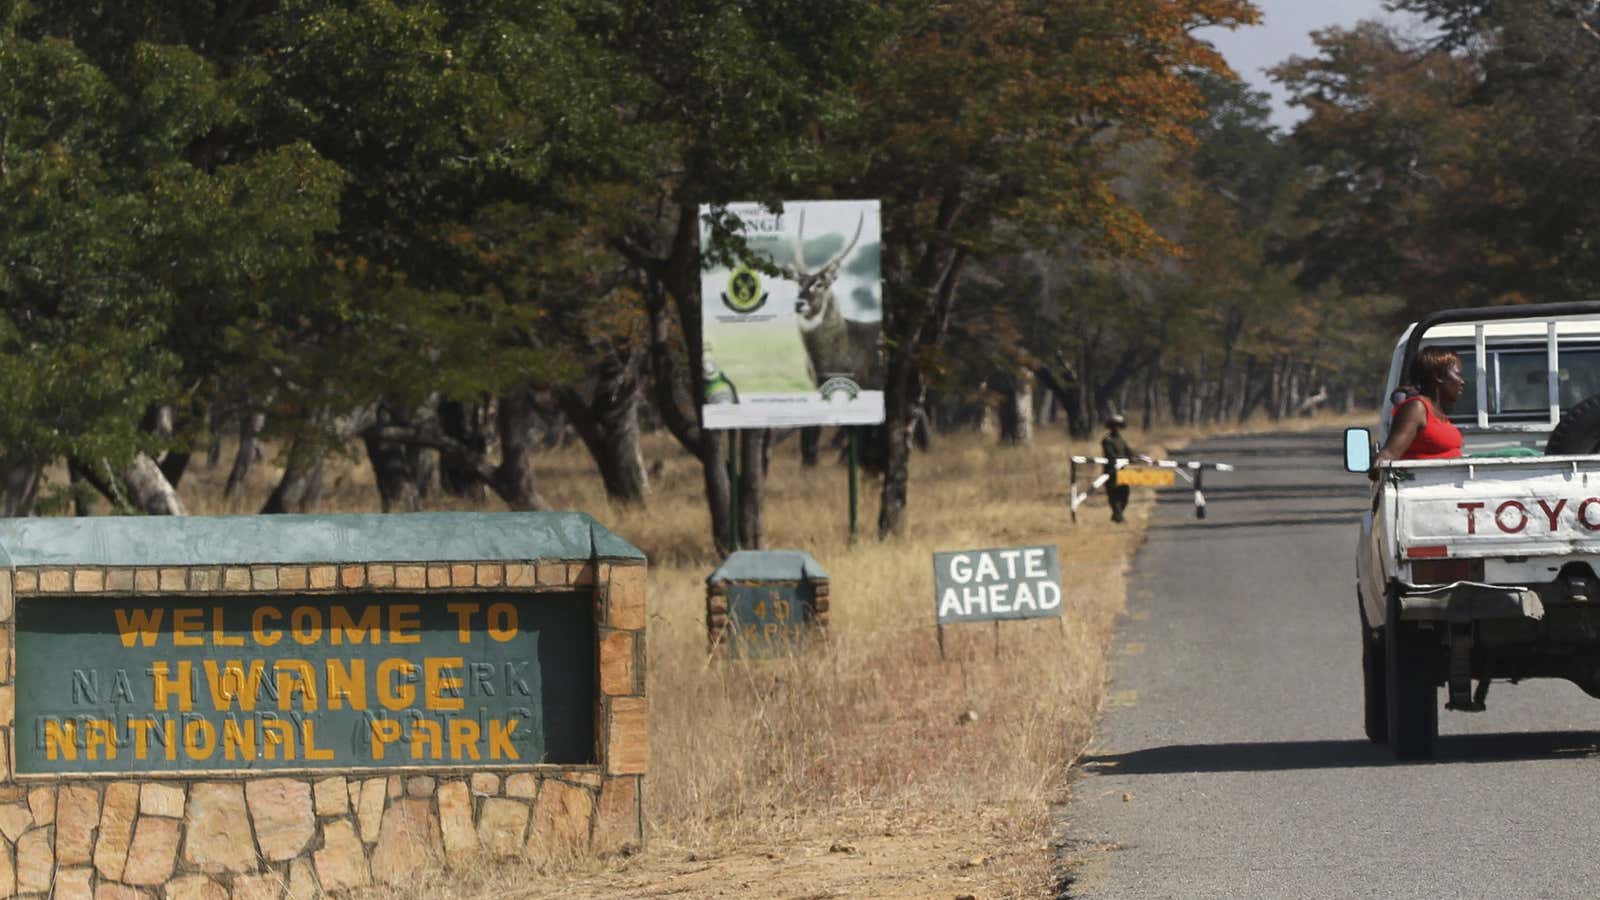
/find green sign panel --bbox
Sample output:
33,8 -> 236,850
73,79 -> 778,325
15,593 -> 595,774
725,583 -> 814,659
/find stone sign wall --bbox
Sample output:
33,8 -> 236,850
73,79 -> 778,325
0,512 -> 647,898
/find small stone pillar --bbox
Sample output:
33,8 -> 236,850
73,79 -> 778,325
706,550 -> 829,658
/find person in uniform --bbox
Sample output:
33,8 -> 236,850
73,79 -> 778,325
1101,413 -> 1135,523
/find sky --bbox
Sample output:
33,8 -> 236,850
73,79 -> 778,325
1197,0 -> 1408,131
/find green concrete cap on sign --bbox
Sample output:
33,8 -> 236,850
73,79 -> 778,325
0,511 -> 644,568
707,549 -> 828,584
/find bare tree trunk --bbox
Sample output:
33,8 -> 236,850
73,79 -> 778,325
558,350 -> 650,505
800,427 -> 821,467
738,429 -> 765,549
997,370 -> 1034,446
225,411 -> 266,499
122,453 -> 186,515
0,462 -> 42,517
438,399 -> 489,500
485,388 -> 550,510
262,436 -> 326,514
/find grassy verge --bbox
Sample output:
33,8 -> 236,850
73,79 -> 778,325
165,412 -> 1361,898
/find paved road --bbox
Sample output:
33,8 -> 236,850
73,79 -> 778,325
1060,431 -> 1600,899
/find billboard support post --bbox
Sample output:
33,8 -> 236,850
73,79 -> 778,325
728,430 -> 741,551
848,428 -> 859,545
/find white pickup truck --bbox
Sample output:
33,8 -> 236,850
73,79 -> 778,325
1347,302 -> 1600,758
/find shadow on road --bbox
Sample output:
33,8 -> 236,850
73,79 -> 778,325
1151,513 -> 1363,532
1082,731 -> 1600,773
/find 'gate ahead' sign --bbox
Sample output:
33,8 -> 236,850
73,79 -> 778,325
933,545 -> 1063,624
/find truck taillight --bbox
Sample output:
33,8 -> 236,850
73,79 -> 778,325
1411,558 -> 1485,584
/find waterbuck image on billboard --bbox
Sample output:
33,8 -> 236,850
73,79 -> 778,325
934,545 -> 1063,624
699,200 -> 884,429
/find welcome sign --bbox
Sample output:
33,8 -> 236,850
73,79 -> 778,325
16,592 -> 596,773
933,545 -> 1063,624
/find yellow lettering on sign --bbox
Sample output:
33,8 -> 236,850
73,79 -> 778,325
388,605 -> 421,645
410,720 -> 443,760
447,602 -> 479,643
162,718 -> 177,762
487,603 -> 518,642
172,608 -> 204,647
115,609 -> 163,648
290,607 -> 323,645
302,720 -> 335,761
370,719 -> 402,760
44,719 -> 77,761
223,719 -> 256,761
184,718 -> 216,760
261,719 -> 295,760
449,720 -> 481,761
151,662 -> 193,712
488,719 -> 519,760
252,607 -> 283,646
326,659 -> 367,710
212,607 -> 244,647
85,720 -> 117,760
424,657 -> 464,711
330,605 -> 380,645
275,660 -> 318,711
377,659 -> 417,710
203,660 -> 265,712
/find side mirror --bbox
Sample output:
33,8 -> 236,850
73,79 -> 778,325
1344,427 -> 1373,473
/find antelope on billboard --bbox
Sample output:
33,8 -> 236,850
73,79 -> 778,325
699,200 -> 884,429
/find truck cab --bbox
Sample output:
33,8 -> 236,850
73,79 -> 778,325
1347,303 -> 1600,758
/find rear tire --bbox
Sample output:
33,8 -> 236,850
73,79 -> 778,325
1385,589 -> 1439,759
1363,622 -> 1388,744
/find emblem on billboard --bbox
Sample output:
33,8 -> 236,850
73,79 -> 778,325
720,266 -> 768,314
818,375 -> 860,402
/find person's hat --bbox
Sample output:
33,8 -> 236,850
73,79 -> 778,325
1107,413 -> 1126,426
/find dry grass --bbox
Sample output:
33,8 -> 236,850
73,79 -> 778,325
156,410 -> 1358,898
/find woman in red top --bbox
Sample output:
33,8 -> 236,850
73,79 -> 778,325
1373,346 -> 1466,473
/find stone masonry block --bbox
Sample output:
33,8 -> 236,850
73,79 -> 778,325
58,784 -> 101,866
183,782 -> 256,874
40,568 -> 70,593
476,798 -> 529,857
159,567 -> 187,591
122,815 -> 181,886
436,781 -> 476,858
395,565 -> 426,589
470,774 -> 500,796
599,631 -> 635,697
606,697 -> 648,775
252,566 -> 280,591
16,827 -> 52,893
367,564 -> 395,589
528,781 -> 594,855
132,569 -> 157,593
104,568 -> 134,592
309,566 -> 337,590
504,564 -> 535,588
28,786 -> 54,826
475,563 -> 503,587
189,567 -> 221,591
537,562 -> 565,586
608,564 -> 646,630
165,874 -> 228,900
450,564 -> 475,587
314,777 -> 349,817
427,565 -> 450,588
12,570 -> 36,595
340,565 -> 365,589
140,783 -> 185,819
246,778 -> 315,861
93,781 -> 139,881
0,572 -> 12,621
593,776 -> 641,854
568,562 -> 597,586
222,567 -> 252,592
315,819 -> 369,893
369,798 -> 439,886
73,568 -> 104,593
279,566 -> 310,591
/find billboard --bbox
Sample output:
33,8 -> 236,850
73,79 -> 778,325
699,200 -> 884,429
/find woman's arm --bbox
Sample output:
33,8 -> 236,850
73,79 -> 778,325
1371,400 -> 1427,478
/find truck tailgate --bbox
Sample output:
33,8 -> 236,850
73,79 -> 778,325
1395,455 -> 1600,558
